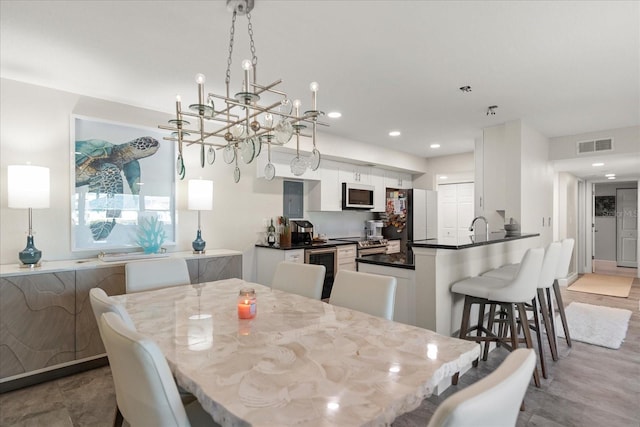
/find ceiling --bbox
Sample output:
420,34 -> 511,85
1,1 -> 639,179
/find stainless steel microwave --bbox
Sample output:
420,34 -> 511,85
342,183 -> 375,210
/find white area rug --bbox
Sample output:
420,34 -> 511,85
558,302 -> 632,349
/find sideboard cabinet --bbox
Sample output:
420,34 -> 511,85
0,250 -> 241,391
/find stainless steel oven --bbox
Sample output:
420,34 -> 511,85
305,247 -> 337,299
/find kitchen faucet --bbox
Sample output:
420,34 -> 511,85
469,216 -> 489,241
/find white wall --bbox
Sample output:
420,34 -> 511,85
549,125 -> 640,161
554,172 -> 579,274
520,121 -> 553,246
423,152 -> 474,190
0,79 -> 429,280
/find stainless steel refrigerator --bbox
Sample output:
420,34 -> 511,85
382,188 -> 437,255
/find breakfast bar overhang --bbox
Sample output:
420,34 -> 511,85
410,232 -> 540,335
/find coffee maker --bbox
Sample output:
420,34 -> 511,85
365,220 -> 384,241
291,220 -> 313,245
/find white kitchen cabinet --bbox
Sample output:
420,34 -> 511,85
339,165 -> 370,185
256,150 -> 320,181
384,171 -> 412,190
337,244 -> 357,271
255,247 -> 305,286
356,263 -> 416,326
370,168 -> 386,212
307,160 -> 341,211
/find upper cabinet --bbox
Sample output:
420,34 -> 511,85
339,165 -> 371,185
384,171 -> 412,190
308,160 -> 341,212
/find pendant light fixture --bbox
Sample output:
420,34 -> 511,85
160,0 -> 327,183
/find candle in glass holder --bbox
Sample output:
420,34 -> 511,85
237,288 -> 257,319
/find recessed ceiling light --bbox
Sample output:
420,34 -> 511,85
439,176 -> 448,180
605,173 -> 616,177
327,111 -> 342,118
592,162 -> 604,167
389,131 -> 401,137
430,143 -> 441,149
607,176 -> 616,180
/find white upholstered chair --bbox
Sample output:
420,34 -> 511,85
427,348 -> 536,427
100,312 -> 219,427
89,287 -> 136,333
481,242 -> 562,378
271,261 -> 325,300
125,258 -> 191,293
329,270 -> 397,320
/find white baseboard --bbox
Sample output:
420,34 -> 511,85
558,272 -> 578,287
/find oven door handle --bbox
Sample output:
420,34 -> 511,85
305,247 -> 337,255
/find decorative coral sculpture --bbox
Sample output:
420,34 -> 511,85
136,216 -> 166,254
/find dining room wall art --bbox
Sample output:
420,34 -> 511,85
71,115 -> 175,251
595,195 -> 616,217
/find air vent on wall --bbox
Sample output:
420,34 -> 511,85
576,138 -> 613,154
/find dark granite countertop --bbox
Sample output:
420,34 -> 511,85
409,232 -> 539,250
255,239 -> 357,250
356,253 -> 415,270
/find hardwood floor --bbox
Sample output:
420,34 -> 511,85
1,278 -> 638,427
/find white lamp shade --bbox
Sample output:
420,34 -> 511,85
188,179 -> 213,211
7,165 -> 50,209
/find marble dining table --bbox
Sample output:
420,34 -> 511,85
113,278 -> 480,427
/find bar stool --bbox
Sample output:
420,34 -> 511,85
481,242 -> 561,379
451,247 -> 544,387
550,238 -> 574,348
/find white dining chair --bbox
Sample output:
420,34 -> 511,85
100,312 -> 219,427
89,287 -> 136,334
329,270 -> 397,320
271,261 -> 325,300
427,348 -> 536,427
125,258 -> 191,293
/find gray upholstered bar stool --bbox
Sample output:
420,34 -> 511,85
451,247 -> 544,387
481,241 -> 561,379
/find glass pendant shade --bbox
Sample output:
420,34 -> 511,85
7,165 -> 51,267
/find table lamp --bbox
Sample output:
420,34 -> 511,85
7,165 -> 50,267
187,179 -> 213,254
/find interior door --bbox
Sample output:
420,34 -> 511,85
616,188 -> 638,267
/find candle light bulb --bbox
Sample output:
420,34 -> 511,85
241,59 -> 252,70
309,81 -> 319,92
293,99 -> 301,108
176,95 -> 181,102
195,73 -> 206,84
264,113 -> 273,127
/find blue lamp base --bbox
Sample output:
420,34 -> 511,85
192,229 -> 206,254
19,235 -> 42,268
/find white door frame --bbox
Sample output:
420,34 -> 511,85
581,179 -> 640,278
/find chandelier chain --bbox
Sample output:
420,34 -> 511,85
246,12 -> 258,66
225,10 -> 237,85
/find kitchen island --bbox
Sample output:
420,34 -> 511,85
356,253 -> 416,326
409,232 -> 540,335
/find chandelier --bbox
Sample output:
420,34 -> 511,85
159,0 -> 326,183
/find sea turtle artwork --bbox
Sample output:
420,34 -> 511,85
75,136 -> 160,240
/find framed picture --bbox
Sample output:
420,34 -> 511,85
71,115 -> 175,252
595,195 -> 616,217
